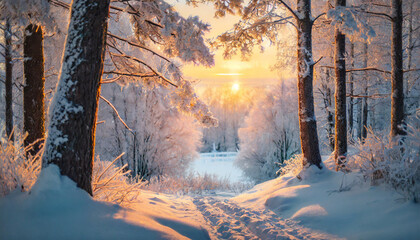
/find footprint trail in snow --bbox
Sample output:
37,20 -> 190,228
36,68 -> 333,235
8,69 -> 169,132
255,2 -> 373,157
194,197 -> 342,240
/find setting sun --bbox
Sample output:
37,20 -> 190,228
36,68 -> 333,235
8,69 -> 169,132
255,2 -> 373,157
232,83 -> 240,93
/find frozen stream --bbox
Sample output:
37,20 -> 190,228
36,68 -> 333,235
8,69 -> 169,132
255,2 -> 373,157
190,152 -> 245,183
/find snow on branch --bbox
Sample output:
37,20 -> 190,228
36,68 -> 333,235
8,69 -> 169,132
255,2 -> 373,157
127,0 -> 214,67
170,79 -> 218,128
109,52 -> 178,87
187,0 -> 243,18
327,6 -> 376,43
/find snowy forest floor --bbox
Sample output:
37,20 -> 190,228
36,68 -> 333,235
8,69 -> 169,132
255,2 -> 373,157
1,157 -> 420,239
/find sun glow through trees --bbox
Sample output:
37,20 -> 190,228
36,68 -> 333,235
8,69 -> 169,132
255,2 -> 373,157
232,83 -> 240,93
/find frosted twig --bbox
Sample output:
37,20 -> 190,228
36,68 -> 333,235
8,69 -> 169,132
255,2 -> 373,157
99,95 -> 134,133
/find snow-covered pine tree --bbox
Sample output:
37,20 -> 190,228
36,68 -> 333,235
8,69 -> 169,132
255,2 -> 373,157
42,0 -> 111,195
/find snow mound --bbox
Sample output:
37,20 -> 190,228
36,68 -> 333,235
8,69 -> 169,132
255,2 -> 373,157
0,165 -> 210,240
291,204 -> 328,221
297,164 -> 330,182
233,160 -> 420,239
30,164 -> 77,195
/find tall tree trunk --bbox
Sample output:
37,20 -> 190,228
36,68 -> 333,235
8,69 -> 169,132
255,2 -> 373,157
5,19 -> 14,141
348,42 -> 354,141
361,42 -> 368,141
23,24 -> 45,156
405,0 -> 417,113
296,0 -> 322,168
357,98 -> 362,140
370,104 -> 375,130
326,84 -> 334,151
334,0 -> 347,169
390,0 -> 405,138
321,68 -> 334,151
42,0 -> 111,195
405,0 -> 414,97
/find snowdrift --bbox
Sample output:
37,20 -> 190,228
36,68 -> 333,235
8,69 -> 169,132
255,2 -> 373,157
0,165 -> 210,240
233,158 -> 420,239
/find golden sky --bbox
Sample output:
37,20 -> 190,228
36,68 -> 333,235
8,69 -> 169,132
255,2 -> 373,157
169,1 -> 283,88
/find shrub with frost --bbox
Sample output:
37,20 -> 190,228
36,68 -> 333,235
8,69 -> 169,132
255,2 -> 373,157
0,133 -> 42,196
143,172 -> 251,195
236,83 -> 300,183
92,155 -> 145,206
349,118 -> 420,202
0,131 -> 144,205
276,154 -> 304,177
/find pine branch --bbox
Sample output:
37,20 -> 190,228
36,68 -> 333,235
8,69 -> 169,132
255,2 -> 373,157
110,4 -> 165,29
102,71 -> 158,83
347,93 -> 389,99
100,76 -> 122,84
50,0 -> 167,36
99,95 -> 134,133
51,0 -> 164,30
371,3 -> 390,8
312,13 -> 326,24
110,52 -> 178,87
107,32 -> 171,63
404,68 -> 420,73
313,56 -> 324,66
322,65 -> 419,74
321,66 -> 391,74
276,0 -> 299,20
359,10 -> 393,21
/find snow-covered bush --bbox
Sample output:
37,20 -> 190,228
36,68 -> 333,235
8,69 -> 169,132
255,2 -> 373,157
349,121 -> 420,202
236,83 -> 300,183
0,133 -> 144,206
276,154 -> 304,177
0,135 -> 42,196
92,155 -> 144,206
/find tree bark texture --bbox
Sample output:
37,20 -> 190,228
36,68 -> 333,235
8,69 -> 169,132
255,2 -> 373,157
42,0 -> 111,195
296,0 -> 322,168
334,0 -> 347,169
390,0 -> 405,138
5,19 -> 14,141
24,24 -> 45,156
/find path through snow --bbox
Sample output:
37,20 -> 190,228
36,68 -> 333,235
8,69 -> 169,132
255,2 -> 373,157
194,196 -> 342,240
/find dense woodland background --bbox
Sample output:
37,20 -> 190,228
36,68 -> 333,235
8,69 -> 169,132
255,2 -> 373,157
0,0 -> 418,200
